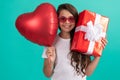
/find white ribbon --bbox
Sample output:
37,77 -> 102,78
75,14 -> 106,54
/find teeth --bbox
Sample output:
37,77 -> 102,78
64,25 -> 70,28
65,26 -> 69,27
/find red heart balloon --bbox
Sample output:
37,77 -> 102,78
15,3 -> 58,46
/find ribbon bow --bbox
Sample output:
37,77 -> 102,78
75,21 -> 106,41
85,21 -> 104,41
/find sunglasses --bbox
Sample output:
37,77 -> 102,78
58,16 -> 75,23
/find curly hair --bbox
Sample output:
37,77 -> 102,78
57,3 -> 91,75
70,51 -> 91,75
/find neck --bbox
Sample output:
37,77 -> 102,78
59,32 -> 70,39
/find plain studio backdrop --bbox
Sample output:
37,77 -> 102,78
0,0 -> 119,80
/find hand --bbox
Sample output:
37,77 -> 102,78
101,38 -> 108,49
46,46 -> 56,63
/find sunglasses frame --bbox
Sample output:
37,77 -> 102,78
58,16 -> 75,23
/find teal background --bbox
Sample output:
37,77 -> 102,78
0,0 -> 119,80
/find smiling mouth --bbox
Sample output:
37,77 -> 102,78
63,25 -> 71,28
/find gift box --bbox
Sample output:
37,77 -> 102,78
71,10 -> 109,56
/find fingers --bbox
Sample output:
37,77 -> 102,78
101,38 -> 108,49
46,47 -> 55,58
46,48 -> 52,58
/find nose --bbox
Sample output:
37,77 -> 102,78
65,19 -> 70,23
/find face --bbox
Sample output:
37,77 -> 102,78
58,9 -> 75,33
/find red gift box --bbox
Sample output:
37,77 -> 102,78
71,10 -> 109,56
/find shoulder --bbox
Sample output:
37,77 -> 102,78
52,34 -> 60,45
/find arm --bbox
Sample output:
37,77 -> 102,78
43,47 -> 56,77
85,56 -> 100,76
85,38 -> 107,76
43,58 -> 54,77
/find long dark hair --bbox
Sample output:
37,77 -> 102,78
57,3 -> 91,75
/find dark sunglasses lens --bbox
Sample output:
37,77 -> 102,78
59,16 -> 75,23
59,17 -> 66,22
68,17 -> 75,23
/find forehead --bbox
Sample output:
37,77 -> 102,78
59,9 -> 73,17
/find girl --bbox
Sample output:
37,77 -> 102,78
42,3 -> 107,80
